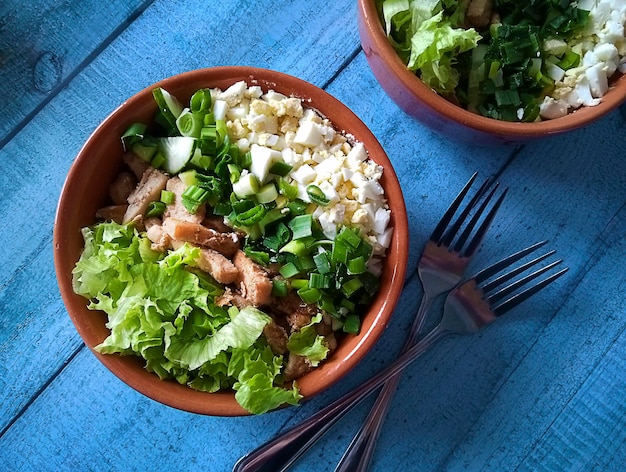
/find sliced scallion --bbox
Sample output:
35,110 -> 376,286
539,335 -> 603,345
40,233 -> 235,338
145,201 -> 166,218
181,185 -> 209,214
160,190 -> 175,205
288,214 -> 313,239
306,184 -> 330,206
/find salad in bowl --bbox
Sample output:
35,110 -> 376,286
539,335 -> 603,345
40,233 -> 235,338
54,67 -> 408,416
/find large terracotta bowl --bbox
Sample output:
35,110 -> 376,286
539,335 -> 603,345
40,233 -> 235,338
358,0 -> 626,145
53,66 -> 409,416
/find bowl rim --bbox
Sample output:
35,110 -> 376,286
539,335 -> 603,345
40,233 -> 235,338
53,66 -> 410,416
358,0 -> 626,138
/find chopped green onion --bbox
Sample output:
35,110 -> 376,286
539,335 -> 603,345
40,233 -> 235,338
257,183 -> 279,204
213,202 -> 231,216
309,273 -> 331,289
278,178 -> 298,200
336,226 -> 363,249
121,123 -> 147,151
145,201 -> 166,218
269,161 -> 293,177
306,184 -> 330,206
131,136 -> 158,162
287,199 -> 308,216
360,271 -> 380,296
332,240 -> 349,265
288,214 -> 313,239
258,208 -> 287,235
181,185 -> 209,214
150,152 -> 165,169
294,255 -> 316,272
341,278 -> 363,297
176,109 -> 204,138
288,279 -> 307,291
236,204 -> 266,227
297,286 -> 321,304
227,164 -> 241,184
557,51 -> 580,70
280,239 -> 309,257
190,88 -> 212,113
495,89 -> 521,107
271,279 -> 289,297
190,152 -> 212,170
244,247 -> 270,266
232,173 -> 260,198
313,251 -> 332,274
178,169 -> 197,186
160,190 -> 175,204
342,314 -> 360,334
279,262 -> 300,278
347,256 -> 367,275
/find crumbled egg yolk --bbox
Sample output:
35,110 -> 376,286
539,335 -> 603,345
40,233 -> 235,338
210,81 -> 393,273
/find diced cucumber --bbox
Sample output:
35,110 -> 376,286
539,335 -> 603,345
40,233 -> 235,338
131,136 -> 158,162
153,87 -> 184,128
158,136 -> 197,174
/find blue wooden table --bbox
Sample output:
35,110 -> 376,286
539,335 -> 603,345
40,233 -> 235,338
1,1 -> 625,471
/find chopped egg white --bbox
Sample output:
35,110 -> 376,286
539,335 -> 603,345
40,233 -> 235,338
539,0 -> 626,119
209,80 -> 393,273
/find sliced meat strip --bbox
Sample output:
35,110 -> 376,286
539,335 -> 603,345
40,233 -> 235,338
263,321 -> 288,355
108,171 -> 137,204
95,204 -> 127,224
284,354 -> 312,382
195,247 -> 239,284
203,215 -> 233,233
232,250 -> 273,307
163,177 -> 205,223
123,152 -> 150,179
122,166 -> 169,224
168,239 -> 238,284
466,0 -> 493,29
145,218 -> 171,252
215,287 -> 253,309
162,218 -> 240,256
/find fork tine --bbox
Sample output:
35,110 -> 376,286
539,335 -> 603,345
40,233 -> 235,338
481,249 -> 556,294
456,186 -> 508,257
487,258 -> 563,305
474,240 -> 549,284
440,177 -> 491,247
430,172 -> 478,242
492,266 -> 568,316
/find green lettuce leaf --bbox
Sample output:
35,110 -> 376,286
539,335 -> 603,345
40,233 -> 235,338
233,344 -> 302,415
378,0 -> 481,93
286,313 -> 329,367
408,11 -> 480,93
72,221 -> 300,414
165,306 -> 272,370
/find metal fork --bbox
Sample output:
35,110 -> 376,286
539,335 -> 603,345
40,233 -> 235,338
335,173 -> 507,472
233,242 -> 567,472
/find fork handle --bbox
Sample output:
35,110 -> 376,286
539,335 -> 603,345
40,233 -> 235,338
232,326 -> 446,472
334,295 -> 434,472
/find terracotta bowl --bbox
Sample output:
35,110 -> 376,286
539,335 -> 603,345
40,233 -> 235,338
358,0 -> 626,145
53,66 -> 409,416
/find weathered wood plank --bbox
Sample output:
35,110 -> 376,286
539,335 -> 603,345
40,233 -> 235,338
361,111 -> 626,471
0,0 -> 151,144
519,329 -> 626,471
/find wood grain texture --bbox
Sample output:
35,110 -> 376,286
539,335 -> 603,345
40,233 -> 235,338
1,0 -> 625,470
0,0 -> 151,144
